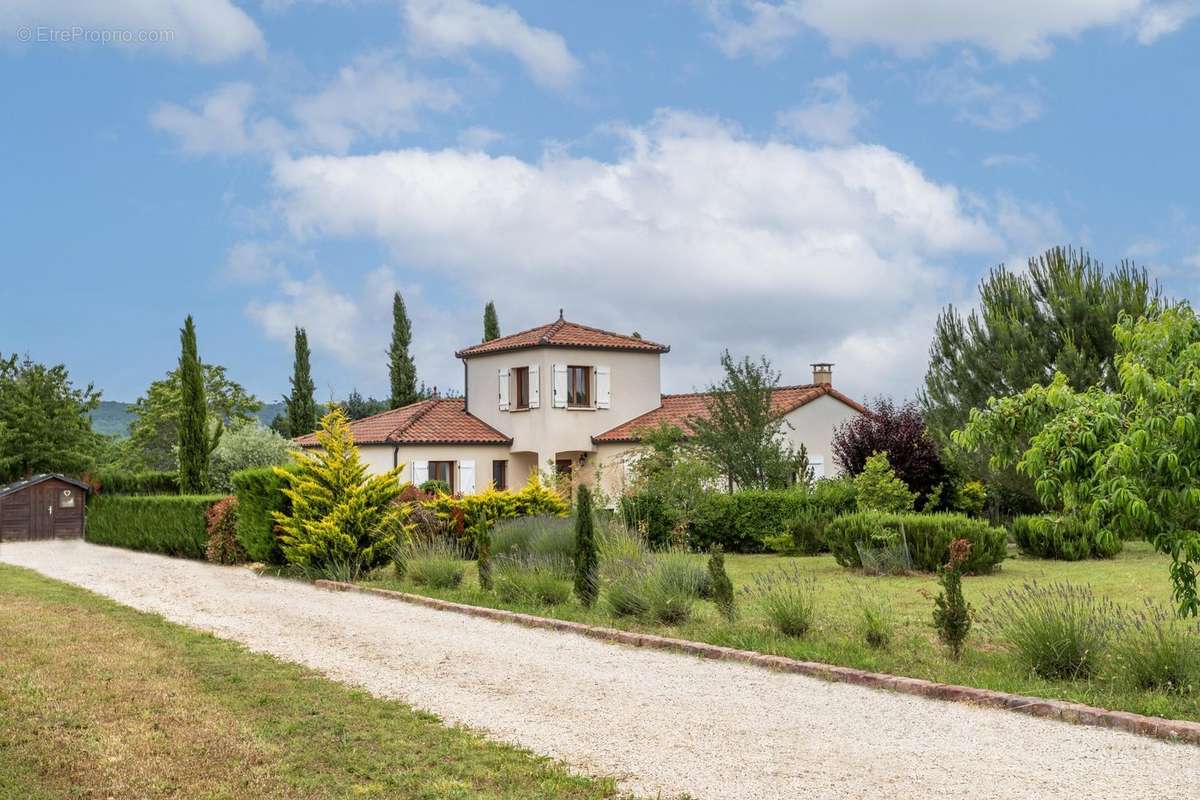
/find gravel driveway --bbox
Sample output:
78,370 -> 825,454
3,540 -> 1198,799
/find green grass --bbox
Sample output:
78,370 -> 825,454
362,542 -> 1200,723
0,564 -> 627,800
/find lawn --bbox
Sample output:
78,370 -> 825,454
0,564 -> 626,800
363,541 -> 1200,724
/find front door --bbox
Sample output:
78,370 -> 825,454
555,459 -> 573,480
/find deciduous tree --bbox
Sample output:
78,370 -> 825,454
832,397 -> 946,507
0,354 -> 101,481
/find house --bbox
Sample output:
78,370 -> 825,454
296,314 -> 865,497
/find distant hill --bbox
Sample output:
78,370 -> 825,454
90,400 -> 287,438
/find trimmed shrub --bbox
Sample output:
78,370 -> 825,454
1012,515 -> 1122,561
91,469 -> 179,496
689,489 -> 809,553
230,464 -> 296,564
750,566 -> 818,637
403,538 -> 467,589
86,494 -> 222,558
573,485 -> 599,607
827,512 -> 1007,574
205,496 -> 246,565
988,581 -> 1116,680
1112,602 -> 1200,692
708,546 -> 737,622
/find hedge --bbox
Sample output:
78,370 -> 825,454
826,512 -> 1007,574
682,480 -> 859,553
1012,515 -> 1122,561
91,469 -> 179,496
86,494 -> 223,558
230,465 -> 296,564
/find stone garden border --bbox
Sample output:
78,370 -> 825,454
314,579 -> 1200,747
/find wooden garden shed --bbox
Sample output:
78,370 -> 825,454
0,474 -> 89,542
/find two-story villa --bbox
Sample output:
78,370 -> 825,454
298,314 -> 865,497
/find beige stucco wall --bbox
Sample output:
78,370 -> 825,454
463,346 -> 662,464
779,394 -> 859,479
358,444 -> 518,490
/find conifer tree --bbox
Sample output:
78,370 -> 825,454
708,545 -> 736,622
389,292 -> 418,408
573,484 -> 599,606
483,301 -> 501,342
286,327 -> 317,437
178,315 -> 219,493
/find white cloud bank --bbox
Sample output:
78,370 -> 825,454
707,0 -> 1196,61
2,0 -> 265,62
251,112 -> 1012,400
404,0 -> 581,89
776,73 -> 867,144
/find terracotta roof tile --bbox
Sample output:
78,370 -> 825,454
295,399 -> 511,447
456,317 -> 669,358
592,384 -> 866,444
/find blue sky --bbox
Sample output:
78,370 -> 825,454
3,1 -> 1200,406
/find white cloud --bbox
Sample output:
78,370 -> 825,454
404,0 -> 581,89
292,53 -> 460,153
706,0 -> 1192,61
223,240 -> 294,284
263,112 -> 1008,399
457,125 -> 507,150
918,55 -> 1044,130
776,73 -> 867,145
3,0 -> 265,62
150,83 -> 291,156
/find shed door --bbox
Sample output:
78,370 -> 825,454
32,486 -> 55,540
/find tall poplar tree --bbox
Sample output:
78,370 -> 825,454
483,301 -> 501,342
178,315 -> 219,493
922,246 -> 1162,510
389,292 -> 418,408
286,327 -> 317,436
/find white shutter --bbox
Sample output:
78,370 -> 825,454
808,456 -> 825,479
498,368 -> 510,411
412,461 -> 428,485
528,364 -> 541,408
458,460 -> 475,494
552,363 -> 567,408
595,366 -> 611,409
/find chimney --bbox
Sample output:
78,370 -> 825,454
811,363 -> 833,386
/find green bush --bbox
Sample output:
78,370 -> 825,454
808,476 -> 858,514
854,452 -> 917,513
86,494 -> 222,558
493,555 -> 572,606
1112,602 -> 1200,692
204,496 -> 246,565
208,422 -> 295,493
826,512 -> 1007,574
92,469 -> 179,496
688,489 -> 809,552
618,492 -> 676,549
403,538 -> 467,589
750,566 -> 818,637
230,465 -> 296,564
420,479 -> 450,495
1012,515 -> 1122,561
988,581 -> 1116,679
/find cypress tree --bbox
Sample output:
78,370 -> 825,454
389,292 -> 418,408
483,301 -> 501,342
573,484 -> 599,606
707,545 -> 736,622
286,327 -> 317,436
178,315 -> 215,493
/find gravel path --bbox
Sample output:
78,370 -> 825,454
3,540 -> 1198,799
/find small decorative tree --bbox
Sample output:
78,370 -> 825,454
932,538 -> 972,658
573,484 -> 599,606
272,409 -> 409,578
832,397 -> 947,508
178,315 -> 221,493
708,545 -> 736,622
853,452 -> 918,513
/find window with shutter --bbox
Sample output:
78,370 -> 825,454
458,460 -> 476,494
552,364 -> 567,408
528,364 -> 540,408
498,368 -> 510,411
513,367 -> 528,409
412,462 -> 429,485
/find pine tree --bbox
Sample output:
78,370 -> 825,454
573,484 -> 599,606
177,316 -> 219,493
286,327 -> 317,437
389,292 -> 418,408
483,301 -> 501,342
708,545 -> 736,622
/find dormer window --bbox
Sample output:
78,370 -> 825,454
514,367 -> 530,410
567,366 -> 591,408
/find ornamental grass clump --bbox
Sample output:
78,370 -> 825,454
653,548 -> 710,600
491,515 -> 575,559
401,537 -> 467,589
1112,600 -> 1200,692
932,537 -> 972,659
604,566 -> 652,618
988,580 -> 1116,680
845,584 -> 894,649
493,554 -> 573,606
751,566 -> 818,637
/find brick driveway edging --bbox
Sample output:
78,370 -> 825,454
314,579 -> 1200,747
